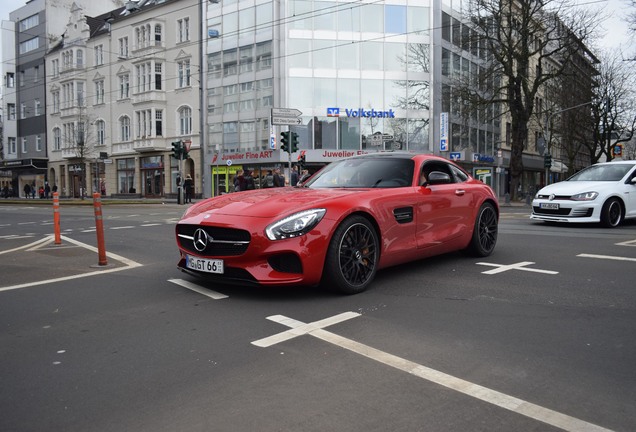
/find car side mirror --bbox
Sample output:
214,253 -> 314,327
426,171 -> 452,185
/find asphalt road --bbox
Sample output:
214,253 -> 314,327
1,202 -> 635,432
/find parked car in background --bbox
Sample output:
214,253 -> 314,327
531,160 -> 636,227
175,152 -> 499,294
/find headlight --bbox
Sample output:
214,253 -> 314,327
571,191 -> 598,201
265,209 -> 326,240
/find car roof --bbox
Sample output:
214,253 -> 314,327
347,152 -> 447,162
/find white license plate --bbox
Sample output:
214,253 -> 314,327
186,255 -> 224,274
540,202 -> 560,210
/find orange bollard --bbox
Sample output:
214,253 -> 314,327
92,192 -> 108,266
53,192 -> 61,245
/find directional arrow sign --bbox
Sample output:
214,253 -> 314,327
272,108 -> 302,118
272,116 -> 303,126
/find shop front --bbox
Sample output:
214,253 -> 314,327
140,155 -> 165,197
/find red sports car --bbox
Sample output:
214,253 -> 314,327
176,152 -> 499,294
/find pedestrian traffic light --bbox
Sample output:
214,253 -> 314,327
171,141 -> 182,159
544,153 -> 552,169
299,154 -> 306,167
280,131 -> 290,153
291,132 -> 299,153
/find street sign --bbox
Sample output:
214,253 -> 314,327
272,116 -> 303,126
272,108 -> 302,117
382,134 -> 394,141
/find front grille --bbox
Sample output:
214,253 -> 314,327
532,206 -> 571,216
177,224 -> 251,256
536,194 -> 571,200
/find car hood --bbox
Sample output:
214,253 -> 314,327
538,181 -> 607,196
183,187 -> 365,220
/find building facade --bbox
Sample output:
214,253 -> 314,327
1,0 -> 121,198
45,0 -> 202,198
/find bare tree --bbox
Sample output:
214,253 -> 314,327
585,51 -> 636,163
63,107 -> 98,198
459,0 -> 600,199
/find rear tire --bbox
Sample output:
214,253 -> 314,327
600,198 -> 623,228
323,216 -> 379,295
466,202 -> 498,257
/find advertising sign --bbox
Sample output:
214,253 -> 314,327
440,112 -> 449,152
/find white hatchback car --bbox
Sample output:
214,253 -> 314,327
531,160 -> 636,227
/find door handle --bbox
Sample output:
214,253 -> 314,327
455,189 -> 465,196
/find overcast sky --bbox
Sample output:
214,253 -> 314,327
0,0 -> 633,72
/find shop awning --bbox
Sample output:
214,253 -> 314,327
550,160 -> 568,173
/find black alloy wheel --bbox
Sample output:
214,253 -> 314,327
466,202 -> 498,257
323,215 -> 379,295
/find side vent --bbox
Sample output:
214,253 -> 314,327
393,207 -> 413,224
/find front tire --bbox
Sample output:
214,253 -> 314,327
466,202 -> 498,257
600,198 -> 623,228
323,216 -> 379,295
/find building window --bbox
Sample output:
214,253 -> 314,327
53,128 -> 61,150
95,80 -> 105,104
135,62 -> 153,93
20,103 -> 26,119
34,99 -> 41,116
117,158 -> 136,194
8,137 -> 17,154
155,110 -> 163,136
155,25 -> 162,45
21,137 -> 27,153
51,59 -> 59,77
62,50 -> 73,69
95,45 -> 104,66
177,18 -> 190,43
135,109 -> 152,138
7,103 -> 15,120
76,82 -> 85,106
76,50 -> 84,67
52,91 -> 60,113
120,116 -> 131,141
6,72 -> 15,87
119,74 -> 130,99
19,71 -> 24,86
19,37 -> 39,54
34,66 -> 39,82
177,59 -> 191,87
178,106 -> 192,135
119,37 -> 129,58
96,120 -> 105,145
135,24 -> 151,49
155,63 -> 162,90
36,135 -> 42,151
19,14 -> 39,31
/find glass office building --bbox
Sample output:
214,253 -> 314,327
204,0 -> 499,194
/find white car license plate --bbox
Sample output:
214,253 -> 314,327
540,202 -> 560,210
186,255 -> 224,274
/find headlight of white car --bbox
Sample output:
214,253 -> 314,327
571,191 -> 598,201
266,209 -> 327,240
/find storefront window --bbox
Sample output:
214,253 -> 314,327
117,158 -> 136,193
140,156 -> 164,197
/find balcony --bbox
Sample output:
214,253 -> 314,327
133,137 -> 166,153
132,91 -> 166,105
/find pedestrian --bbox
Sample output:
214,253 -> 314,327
291,168 -> 299,187
273,168 -> 285,187
44,182 -> 51,198
244,170 -> 256,190
183,174 -> 194,203
298,169 -> 311,185
263,170 -> 274,188
31,183 -> 36,199
38,185 -> 44,198
23,183 -> 31,198
2,184 -> 9,198
233,169 -> 245,192
52,184 -> 58,196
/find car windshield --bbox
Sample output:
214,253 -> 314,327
305,158 -> 415,188
568,164 -> 635,182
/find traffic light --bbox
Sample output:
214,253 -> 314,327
299,153 -> 306,167
171,141 -> 182,159
544,153 -> 552,169
280,131 -> 290,153
291,132 -> 299,153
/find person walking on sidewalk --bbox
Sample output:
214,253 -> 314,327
23,183 -> 31,198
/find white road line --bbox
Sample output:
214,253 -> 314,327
167,278 -> 228,300
253,313 -> 612,432
140,223 -> 161,227
0,235 -> 35,240
477,261 -> 559,275
18,221 -> 36,225
616,239 -> 636,247
0,235 -> 142,292
578,253 -> 636,262
110,226 -> 135,230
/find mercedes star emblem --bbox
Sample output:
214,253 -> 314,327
193,228 -> 209,252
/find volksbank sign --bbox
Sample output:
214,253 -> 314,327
327,107 -> 396,118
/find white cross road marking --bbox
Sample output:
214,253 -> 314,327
578,253 -> 636,263
477,261 -> 559,275
168,279 -> 228,300
252,313 -> 612,432
252,312 -> 360,347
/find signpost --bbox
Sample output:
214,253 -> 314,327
271,108 -> 302,126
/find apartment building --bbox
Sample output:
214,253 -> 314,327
1,0 -> 120,197
45,0 -> 201,198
